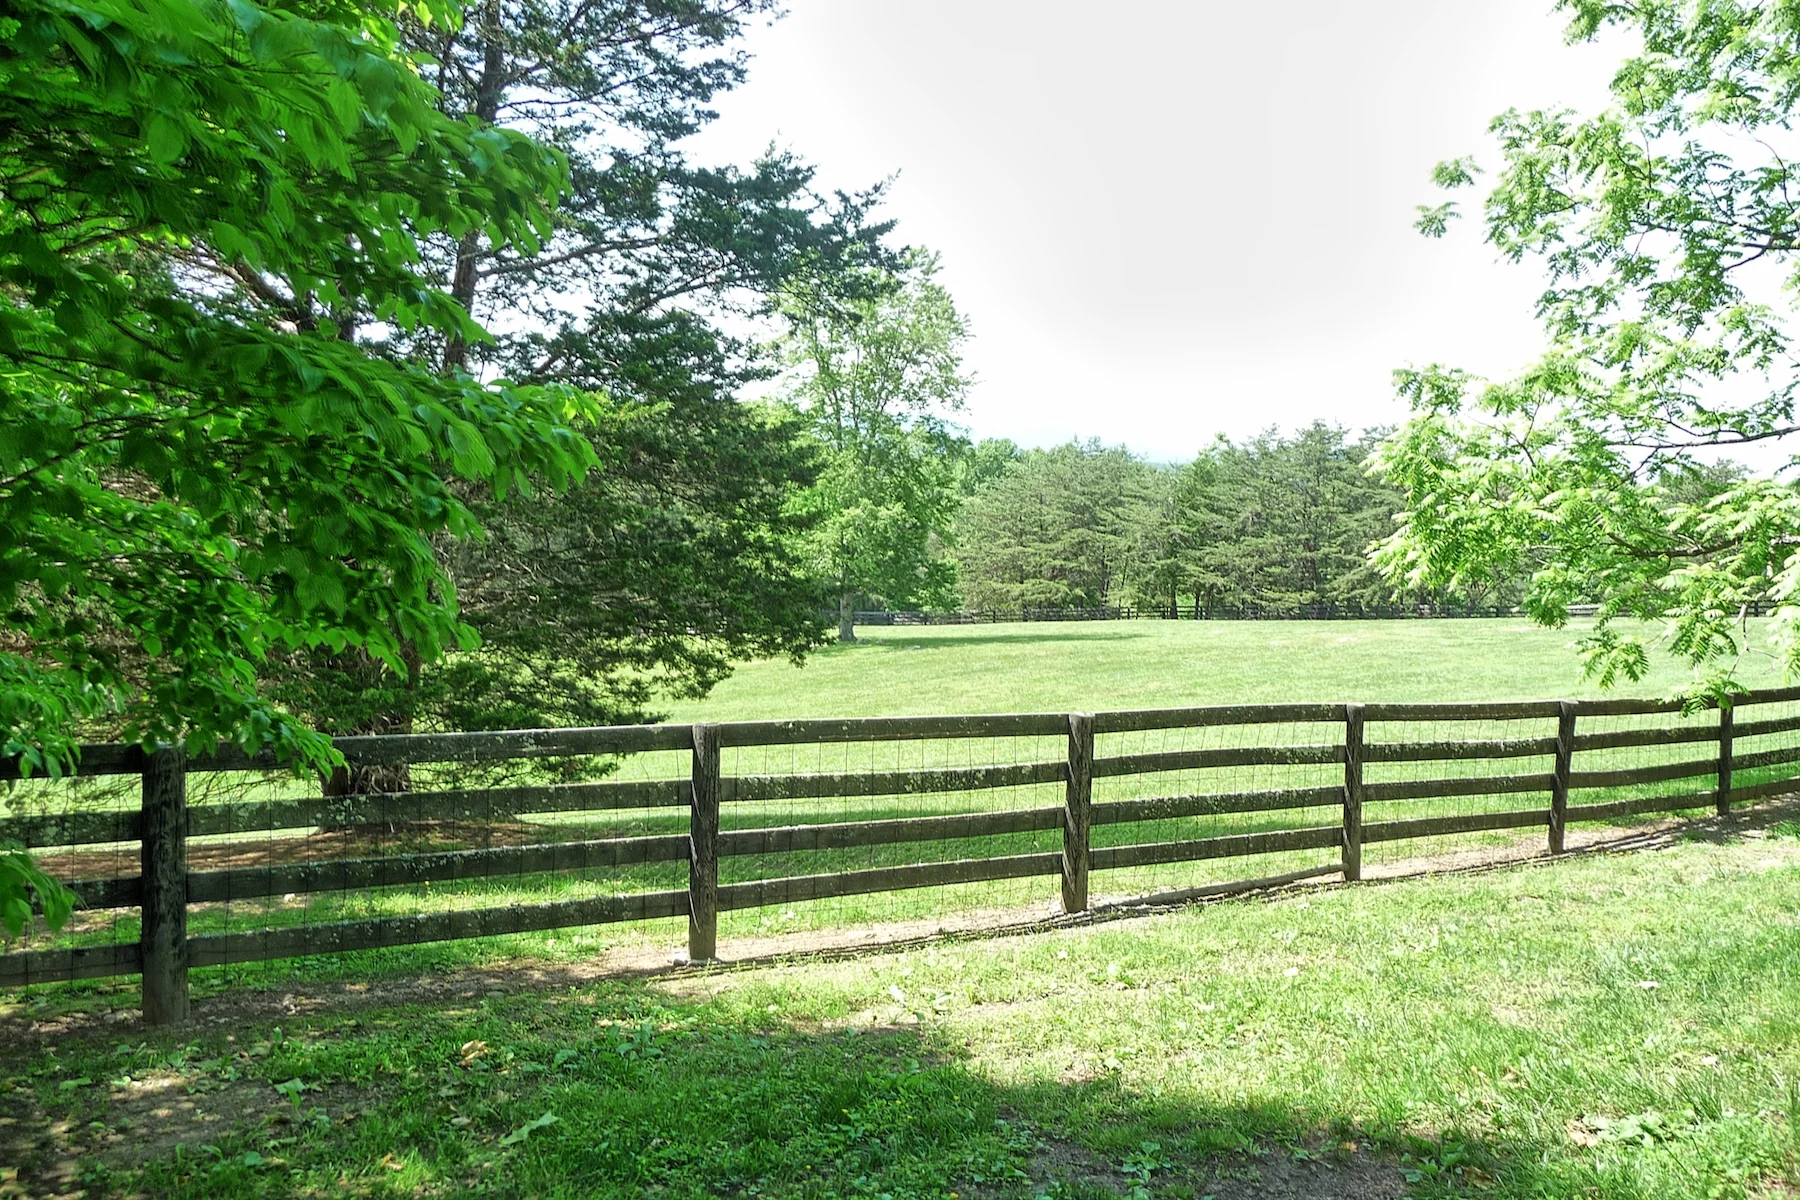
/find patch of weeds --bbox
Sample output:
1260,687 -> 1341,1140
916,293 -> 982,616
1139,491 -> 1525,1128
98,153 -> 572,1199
1117,1139 -> 1174,1196
1400,1136 -> 1498,1195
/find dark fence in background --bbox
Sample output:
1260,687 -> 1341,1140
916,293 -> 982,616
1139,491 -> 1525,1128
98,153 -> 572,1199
4,687 -> 1799,1024
859,604 -> 1529,624
852,601 -> 1781,624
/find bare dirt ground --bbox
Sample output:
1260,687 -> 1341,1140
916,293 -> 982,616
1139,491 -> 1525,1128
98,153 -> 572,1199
995,1130 -> 1412,1200
0,1073 -> 367,1198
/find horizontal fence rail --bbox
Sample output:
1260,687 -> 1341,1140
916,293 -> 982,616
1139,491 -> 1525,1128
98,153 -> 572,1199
6,689 -> 1800,1021
843,604 -> 1611,624
837,602 -> 1800,625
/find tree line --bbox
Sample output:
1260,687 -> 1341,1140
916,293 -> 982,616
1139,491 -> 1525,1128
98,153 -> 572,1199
948,427 -> 1423,618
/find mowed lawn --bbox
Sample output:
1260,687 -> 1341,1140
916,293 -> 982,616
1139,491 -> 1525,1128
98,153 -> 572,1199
663,618 -> 1787,721
7,619 -> 1800,1197
5,826 -> 1798,1199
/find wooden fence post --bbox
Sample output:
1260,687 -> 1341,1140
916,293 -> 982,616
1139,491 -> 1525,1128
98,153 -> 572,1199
1549,700 -> 1576,854
1062,713 -> 1093,914
1717,702 -> 1734,817
687,723 -> 720,963
140,745 -> 189,1025
1342,704 -> 1364,882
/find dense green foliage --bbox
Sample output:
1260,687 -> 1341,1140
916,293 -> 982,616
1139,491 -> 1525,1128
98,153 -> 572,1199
0,843 -> 70,937
1381,0 -> 1800,694
955,440 -> 1166,610
261,0 -> 895,734
951,425 -> 1428,615
778,252 -> 972,640
1164,424 -> 1407,614
0,0 -> 595,775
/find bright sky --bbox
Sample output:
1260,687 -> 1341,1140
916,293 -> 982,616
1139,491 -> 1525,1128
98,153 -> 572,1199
688,1 -> 1623,459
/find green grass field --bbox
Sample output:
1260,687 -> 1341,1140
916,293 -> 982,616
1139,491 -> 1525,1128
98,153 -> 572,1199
13,618 -> 1800,983
6,619 -> 1800,1197
663,618 -> 1786,721
5,823 -> 1798,1198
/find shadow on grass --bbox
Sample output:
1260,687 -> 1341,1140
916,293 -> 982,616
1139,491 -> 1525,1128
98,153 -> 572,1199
831,626 -> 1162,652
8,797 -> 1798,1058
5,802 -> 1799,1196
2,964 -> 1743,1200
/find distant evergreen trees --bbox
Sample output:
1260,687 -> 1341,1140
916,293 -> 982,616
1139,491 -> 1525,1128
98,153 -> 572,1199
949,424 -> 1519,615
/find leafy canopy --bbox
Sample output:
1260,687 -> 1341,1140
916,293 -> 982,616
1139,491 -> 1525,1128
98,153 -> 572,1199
779,252 -> 972,631
1378,0 -> 1800,694
0,0 -> 596,774
268,0 -> 893,735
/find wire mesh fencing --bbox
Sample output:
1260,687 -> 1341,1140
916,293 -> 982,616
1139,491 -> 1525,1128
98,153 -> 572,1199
1088,705 -> 1347,903
712,724 -> 1068,942
0,762 -> 141,988
5,686 -> 1799,1021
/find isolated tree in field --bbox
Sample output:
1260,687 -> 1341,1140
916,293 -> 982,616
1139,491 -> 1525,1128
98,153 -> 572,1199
781,253 -> 972,641
254,1 -> 895,743
1378,0 -> 1800,693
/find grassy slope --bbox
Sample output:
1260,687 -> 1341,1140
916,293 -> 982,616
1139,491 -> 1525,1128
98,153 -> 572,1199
664,619 -> 1786,721
10,829 -> 1798,1199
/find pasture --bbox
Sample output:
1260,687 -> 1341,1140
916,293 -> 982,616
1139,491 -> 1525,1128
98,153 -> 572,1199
5,618 -> 1800,1198
12,619 -> 1791,988
662,618 -> 1787,720
6,618 -> 1794,985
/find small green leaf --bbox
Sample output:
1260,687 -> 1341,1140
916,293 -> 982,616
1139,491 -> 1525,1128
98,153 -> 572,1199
143,113 -> 187,164
498,1111 -> 558,1146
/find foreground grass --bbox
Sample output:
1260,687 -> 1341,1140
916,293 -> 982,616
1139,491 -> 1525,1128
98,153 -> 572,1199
6,827 -> 1799,1199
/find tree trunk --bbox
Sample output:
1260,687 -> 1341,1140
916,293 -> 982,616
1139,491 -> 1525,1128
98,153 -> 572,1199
838,592 -> 856,643
317,647 -> 417,836
441,0 -> 506,373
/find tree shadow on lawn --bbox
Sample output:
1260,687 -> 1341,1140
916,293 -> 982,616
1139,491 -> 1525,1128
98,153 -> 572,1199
833,627 -> 1162,652
0,976 -> 1649,1200
6,803 -> 1800,1196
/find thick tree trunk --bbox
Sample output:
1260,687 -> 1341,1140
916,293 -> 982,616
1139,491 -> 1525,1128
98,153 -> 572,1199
838,592 -> 856,643
317,647 -> 416,835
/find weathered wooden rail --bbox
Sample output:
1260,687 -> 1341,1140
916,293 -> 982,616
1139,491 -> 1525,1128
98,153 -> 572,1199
5,687 -> 1800,1024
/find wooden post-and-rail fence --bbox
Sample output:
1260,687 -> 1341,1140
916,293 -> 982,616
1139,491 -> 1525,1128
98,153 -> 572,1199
6,688 -> 1800,1024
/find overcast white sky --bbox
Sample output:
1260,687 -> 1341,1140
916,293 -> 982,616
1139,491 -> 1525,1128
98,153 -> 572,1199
687,1 -> 1624,458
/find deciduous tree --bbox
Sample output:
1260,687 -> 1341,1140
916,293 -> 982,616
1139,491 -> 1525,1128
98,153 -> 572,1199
1378,0 -> 1800,694
266,0 -> 895,738
0,0 -> 593,781
780,252 -> 972,641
